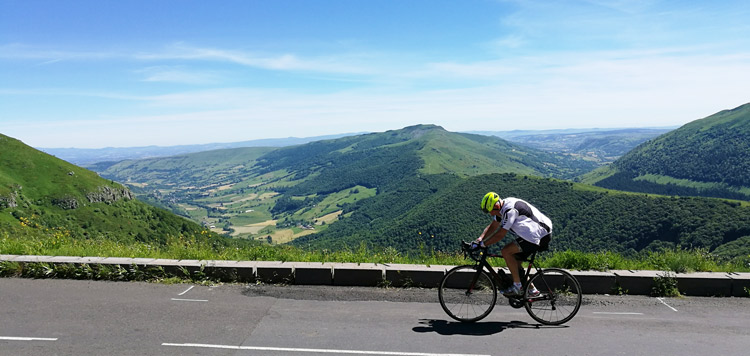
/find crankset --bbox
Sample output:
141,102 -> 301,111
508,297 -> 524,309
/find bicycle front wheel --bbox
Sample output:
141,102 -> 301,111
438,265 -> 497,323
525,268 -> 582,325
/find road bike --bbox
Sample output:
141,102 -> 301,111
438,241 -> 582,325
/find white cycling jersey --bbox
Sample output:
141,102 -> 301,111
493,197 -> 552,245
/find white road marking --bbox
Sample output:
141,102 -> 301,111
592,312 -> 644,315
170,298 -> 208,302
0,336 -> 58,341
177,286 -> 194,296
162,343 -> 490,356
657,298 -> 678,312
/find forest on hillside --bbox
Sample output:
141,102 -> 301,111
614,123 -> 750,187
593,103 -> 750,200
594,171 -> 750,201
294,174 -> 750,261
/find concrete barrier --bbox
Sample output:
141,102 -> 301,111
1,254 -> 748,297
294,262 -> 334,285
567,270 -> 617,294
611,270 -> 662,296
674,272 -> 733,297
331,263 -> 383,286
385,264 -> 452,287
256,261 -> 293,284
727,272 -> 750,297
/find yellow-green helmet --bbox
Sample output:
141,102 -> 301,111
481,192 -> 500,213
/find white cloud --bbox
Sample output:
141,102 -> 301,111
0,43 -> 118,61
137,66 -> 222,85
134,43 -> 374,75
0,42 -> 376,76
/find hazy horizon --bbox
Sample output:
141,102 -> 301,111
31,124 -> 681,150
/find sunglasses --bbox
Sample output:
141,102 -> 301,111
482,207 -> 499,214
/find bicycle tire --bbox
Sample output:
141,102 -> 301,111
524,268 -> 582,325
438,265 -> 497,323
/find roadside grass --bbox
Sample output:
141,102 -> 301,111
1,229 -> 748,272
1,229 -> 749,286
540,248 -> 744,273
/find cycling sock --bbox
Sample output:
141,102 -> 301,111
513,282 -> 522,289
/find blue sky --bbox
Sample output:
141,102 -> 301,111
2,0 -> 749,148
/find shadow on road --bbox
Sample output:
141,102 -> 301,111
413,319 -> 566,336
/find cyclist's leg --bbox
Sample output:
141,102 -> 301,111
501,240 -> 523,283
506,238 -> 538,283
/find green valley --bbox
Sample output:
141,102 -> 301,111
95,125 -> 598,244
6,106 -> 750,271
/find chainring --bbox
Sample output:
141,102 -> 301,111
508,297 -> 524,309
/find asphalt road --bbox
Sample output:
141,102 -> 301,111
1,278 -> 748,356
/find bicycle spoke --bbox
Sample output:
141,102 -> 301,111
439,265 -> 497,323
524,269 -> 582,325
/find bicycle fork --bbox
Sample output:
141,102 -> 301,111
465,268 -> 483,296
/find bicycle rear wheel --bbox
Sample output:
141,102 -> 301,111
438,265 -> 497,323
524,268 -> 582,325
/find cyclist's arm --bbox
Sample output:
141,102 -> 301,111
482,227 -> 508,247
478,208 -> 515,247
477,220 -> 500,245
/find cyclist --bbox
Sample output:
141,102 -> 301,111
473,192 -> 552,296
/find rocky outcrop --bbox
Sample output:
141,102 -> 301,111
86,186 -> 134,204
0,192 -> 18,208
53,196 -> 79,210
0,186 -> 21,209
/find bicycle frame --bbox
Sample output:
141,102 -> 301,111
467,246 -> 538,291
440,241 -> 582,325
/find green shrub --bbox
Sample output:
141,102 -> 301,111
0,261 -> 21,277
610,281 -> 628,295
651,271 -> 680,297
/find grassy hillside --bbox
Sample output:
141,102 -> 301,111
419,129 -> 596,178
95,125 -> 596,242
294,173 -> 750,263
0,134 -> 226,247
0,134 -> 122,203
584,103 -> 750,200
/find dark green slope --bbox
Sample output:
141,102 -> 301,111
587,103 -> 750,200
0,134 -> 218,244
294,173 -> 750,258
